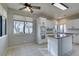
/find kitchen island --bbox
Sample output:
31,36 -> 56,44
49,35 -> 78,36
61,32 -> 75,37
47,33 -> 73,56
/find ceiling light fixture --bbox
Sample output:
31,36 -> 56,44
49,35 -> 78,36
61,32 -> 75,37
23,7 -> 31,12
52,3 -> 68,10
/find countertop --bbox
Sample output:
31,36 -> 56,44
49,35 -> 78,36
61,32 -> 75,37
46,32 -> 73,39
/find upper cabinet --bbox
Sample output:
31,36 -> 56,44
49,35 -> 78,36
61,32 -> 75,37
66,19 -> 79,31
38,17 -> 47,27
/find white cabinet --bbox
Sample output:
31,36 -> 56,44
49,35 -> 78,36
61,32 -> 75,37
48,37 -> 58,56
40,17 -> 47,26
48,36 -> 72,56
66,19 -> 79,43
36,17 -> 47,44
73,35 -> 79,44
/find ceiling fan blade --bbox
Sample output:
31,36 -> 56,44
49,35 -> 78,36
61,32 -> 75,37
19,7 -> 26,10
31,6 -> 40,9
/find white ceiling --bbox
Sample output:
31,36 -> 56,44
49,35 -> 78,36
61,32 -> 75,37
5,3 -> 79,19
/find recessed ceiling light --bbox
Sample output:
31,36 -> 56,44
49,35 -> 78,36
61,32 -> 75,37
52,3 -> 68,10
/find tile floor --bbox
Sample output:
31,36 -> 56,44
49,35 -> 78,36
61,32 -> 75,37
6,43 -> 79,56
71,44 -> 79,56
6,43 -> 52,56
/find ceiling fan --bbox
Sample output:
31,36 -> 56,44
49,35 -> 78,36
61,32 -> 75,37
19,3 -> 41,13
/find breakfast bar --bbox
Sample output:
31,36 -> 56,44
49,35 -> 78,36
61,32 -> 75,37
47,33 -> 73,56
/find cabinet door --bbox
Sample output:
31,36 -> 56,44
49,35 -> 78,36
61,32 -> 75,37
40,17 -> 47,26
66,19 -> 79,43
67,19 -> 79,28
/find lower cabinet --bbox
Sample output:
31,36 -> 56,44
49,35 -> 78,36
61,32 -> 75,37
48,36 -> 72,56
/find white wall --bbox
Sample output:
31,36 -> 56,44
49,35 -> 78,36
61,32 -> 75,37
0,35 -> 8,55
7,8 -> 36,47
0,4 -> 8,55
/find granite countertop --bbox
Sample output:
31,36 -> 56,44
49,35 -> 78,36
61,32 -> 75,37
47,35 -> 72,39
47,32 -> 73,39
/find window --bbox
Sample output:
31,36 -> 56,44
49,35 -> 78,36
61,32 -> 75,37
60,25 -> 64,33
14,20 -> 33,34
54,24 -> 66,32
60,24 -> 67,37
54,24 -> 67,37
60,24 -> 66,33
14,21 -> 24,33
25,22 -> 33,34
